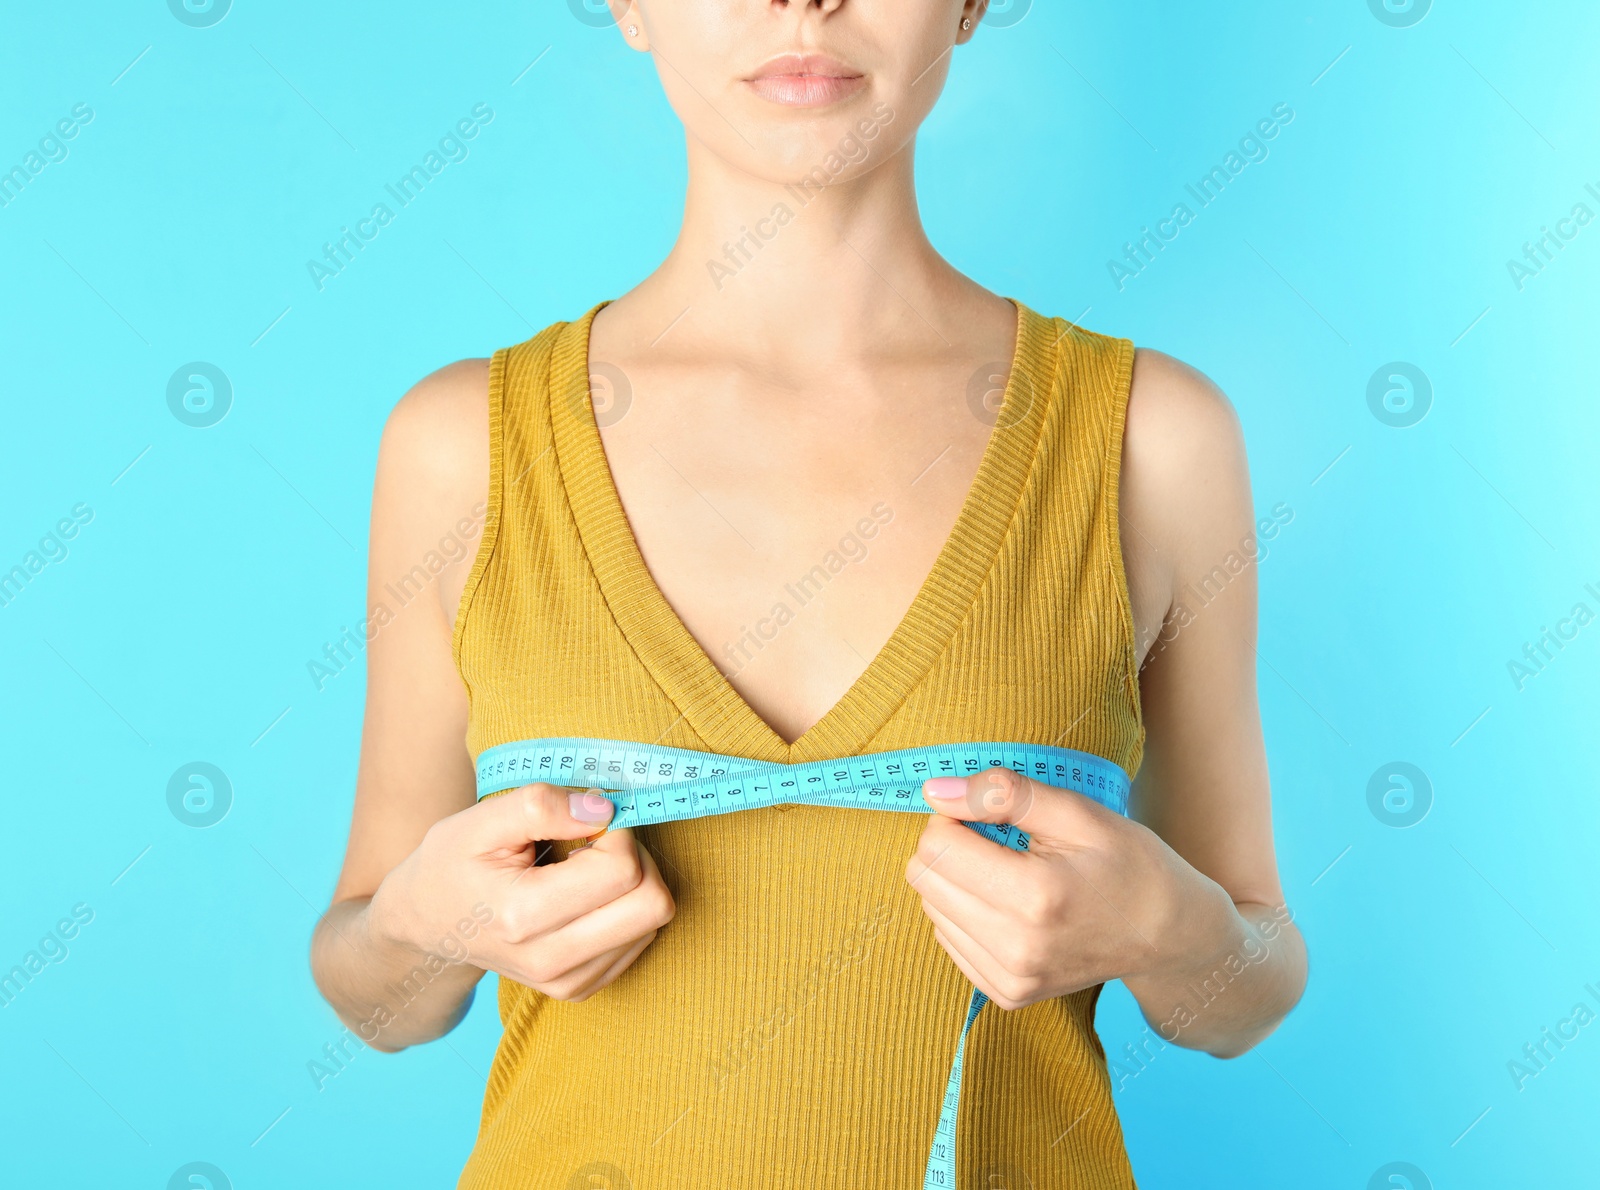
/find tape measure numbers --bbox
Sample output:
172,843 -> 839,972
475,737 -> 1131,1189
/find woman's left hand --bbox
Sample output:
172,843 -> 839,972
905,766 -> 1240,1010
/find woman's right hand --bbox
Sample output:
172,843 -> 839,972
368,784 -> 677,1002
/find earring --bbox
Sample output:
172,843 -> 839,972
627,23 -> 638,35
961,17 -> 973,30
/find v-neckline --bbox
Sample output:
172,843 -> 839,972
547,298 -> 1062,765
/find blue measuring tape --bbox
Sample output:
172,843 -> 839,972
476,737 -> 1131,1189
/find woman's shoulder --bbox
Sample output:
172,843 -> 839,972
385,309 -> 578,438
1043,312 -> 1244,491
1117,347 -> 1255,625
364,358 -> 498,628
380,358 -> 491,482
371,312 -> 575,585
1122,346 -> 1248,513
371,359 -> 492,553
1126,348 -> 1241,454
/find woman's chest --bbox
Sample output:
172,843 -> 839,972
595,388 -> 996,744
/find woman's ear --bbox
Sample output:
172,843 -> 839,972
613,1 -> 651,53
956,0 -> 990,45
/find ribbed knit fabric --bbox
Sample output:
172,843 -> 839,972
452,299 -> 1144,1190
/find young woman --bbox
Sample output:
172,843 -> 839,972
311,3 -> 1307,1186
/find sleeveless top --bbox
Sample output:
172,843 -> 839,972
452,299 -> 1145,1189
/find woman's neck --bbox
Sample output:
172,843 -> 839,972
625,134 -> 988,369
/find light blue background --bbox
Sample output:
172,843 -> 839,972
2,2 -> 1596,1187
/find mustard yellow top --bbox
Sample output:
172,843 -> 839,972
452,300 -> 1145,1189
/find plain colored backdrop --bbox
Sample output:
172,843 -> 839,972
2,1 -> 1597,1187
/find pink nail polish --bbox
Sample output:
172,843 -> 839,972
569,791 -> 614,823
923,777 -> 966,800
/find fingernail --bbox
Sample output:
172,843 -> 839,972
569,790 -> 614,823
923,777 -> 967,800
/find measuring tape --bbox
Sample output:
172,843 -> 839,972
476,737 -> 1131,1189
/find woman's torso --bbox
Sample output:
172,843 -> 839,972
453,298 -> 1145,1189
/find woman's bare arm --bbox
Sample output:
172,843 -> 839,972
1116,348 -> 1308,1056
906,347 -> 1306,1060
309,360 -> 674,1052
309,360 -> 495,1051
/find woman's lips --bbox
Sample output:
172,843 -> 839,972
745,54 -> 865,108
